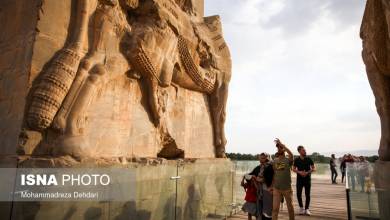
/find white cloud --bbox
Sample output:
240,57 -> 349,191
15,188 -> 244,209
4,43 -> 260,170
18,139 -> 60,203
205,0 -> 380,155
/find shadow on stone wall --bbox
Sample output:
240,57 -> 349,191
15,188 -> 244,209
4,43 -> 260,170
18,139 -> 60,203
113,201 -> 151,220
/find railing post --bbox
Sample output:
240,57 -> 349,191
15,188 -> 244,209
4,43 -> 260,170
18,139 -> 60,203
346,188 -> 352,220
346,166 -> 352,220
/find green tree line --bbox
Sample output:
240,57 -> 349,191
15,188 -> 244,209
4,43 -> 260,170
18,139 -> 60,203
226,152 -> 379,163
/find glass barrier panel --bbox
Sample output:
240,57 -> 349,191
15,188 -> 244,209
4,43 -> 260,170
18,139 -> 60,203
233,160 -> 255,211
108,163 -> 178,220
346,162 -> 380,220
176,159 -> 235,220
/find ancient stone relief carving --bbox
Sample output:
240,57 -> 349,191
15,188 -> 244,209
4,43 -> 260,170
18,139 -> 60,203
361,0 -> 390,161
26,0 -> 90,132
22,0 -> 231,159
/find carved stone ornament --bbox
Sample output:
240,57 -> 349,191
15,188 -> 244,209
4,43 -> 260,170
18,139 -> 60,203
20,0 -> 232,159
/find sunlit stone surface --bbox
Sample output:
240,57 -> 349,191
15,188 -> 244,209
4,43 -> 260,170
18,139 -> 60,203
0,0 -> 231,159
361,0 -> 390,219
0,0 -> 234,219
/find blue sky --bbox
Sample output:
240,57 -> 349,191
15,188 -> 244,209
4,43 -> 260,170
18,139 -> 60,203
204,0 -> 380,155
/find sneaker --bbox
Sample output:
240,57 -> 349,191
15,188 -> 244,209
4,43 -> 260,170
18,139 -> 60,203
305,209 -> 311,216
299,207 -> 305,215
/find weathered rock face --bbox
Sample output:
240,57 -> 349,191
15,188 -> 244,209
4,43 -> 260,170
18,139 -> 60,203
361,0 -> 390,161
0,1 -> 41,156
361,1 -> 390,219
0,0 -> 232,159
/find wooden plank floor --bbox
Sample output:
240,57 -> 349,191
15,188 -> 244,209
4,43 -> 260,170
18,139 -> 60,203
229,177 -> 348,220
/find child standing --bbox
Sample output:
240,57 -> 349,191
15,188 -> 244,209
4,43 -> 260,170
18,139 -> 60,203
241,174 -> 258,220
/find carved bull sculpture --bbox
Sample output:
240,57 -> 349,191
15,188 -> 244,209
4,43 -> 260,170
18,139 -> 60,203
124,0 -> 231,158
23,0 -> 231,158
361,0 -> 390,161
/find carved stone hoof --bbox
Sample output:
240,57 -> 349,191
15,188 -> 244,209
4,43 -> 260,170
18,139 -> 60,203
215,152 -> 226,158
51,116 -> 67,133
157,132 -> 184,159
157,147 -> 185,159
16,145 -> 26,155
215,146 -> 226,158
53,135 -> 94,159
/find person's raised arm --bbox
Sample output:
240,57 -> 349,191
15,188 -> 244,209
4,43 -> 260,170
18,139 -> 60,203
275,138 -> 293,162
283,144 -> 294,162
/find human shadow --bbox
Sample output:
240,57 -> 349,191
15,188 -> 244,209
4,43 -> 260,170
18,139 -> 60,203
10,201 -> 41,220
83,206 -> 102,220
183,183 -> 204,220
114,201 -> 151,220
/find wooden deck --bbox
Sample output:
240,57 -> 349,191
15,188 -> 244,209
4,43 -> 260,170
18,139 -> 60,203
229,178 -> 348,220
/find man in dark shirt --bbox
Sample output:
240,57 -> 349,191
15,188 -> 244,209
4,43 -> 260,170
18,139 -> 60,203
293,145 -> 315,216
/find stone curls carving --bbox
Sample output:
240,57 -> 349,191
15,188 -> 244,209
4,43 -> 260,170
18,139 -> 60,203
20,0 -> 231,159
27,49 -> 82,130
178,36 -> 215,93
26,0 -> 89,131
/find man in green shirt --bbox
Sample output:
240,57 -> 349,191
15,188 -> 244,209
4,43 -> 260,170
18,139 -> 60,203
271,138 -> 295,220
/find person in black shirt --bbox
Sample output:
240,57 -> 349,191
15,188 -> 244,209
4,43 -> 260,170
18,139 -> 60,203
293,145 -> 315,216
249,153 -> 274,188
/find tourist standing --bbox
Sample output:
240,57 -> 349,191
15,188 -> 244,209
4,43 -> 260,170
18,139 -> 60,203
293,146 -> 315,216
357,156 -> 369,192
330,154 -> 338,184
249,153 -> 274,220
346,154 -> 356,191
271,138 -> 295,220
340,155 -> 347,183
241,175 -> 258,220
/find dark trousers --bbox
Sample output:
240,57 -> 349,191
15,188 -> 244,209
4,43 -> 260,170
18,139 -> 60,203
331,167 -> 338,183
296,179 -> 311,209
341,171 -> 346,183
260,214 -> 272,220
359,175 -> 365,192
348,173 -> 356,191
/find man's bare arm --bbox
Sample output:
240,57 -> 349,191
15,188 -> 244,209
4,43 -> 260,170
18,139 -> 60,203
275,138 -> 293,161
283,145 -> 294,162
310,163 -> 316,173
